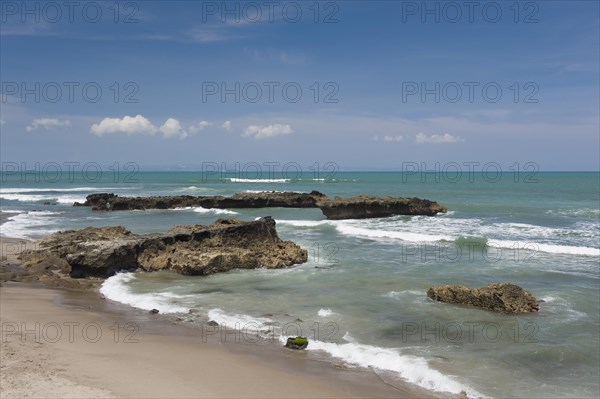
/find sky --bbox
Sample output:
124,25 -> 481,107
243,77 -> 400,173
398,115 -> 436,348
1,0 -> 599,171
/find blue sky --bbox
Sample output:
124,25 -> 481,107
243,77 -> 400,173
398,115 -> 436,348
1,0 -> 598,170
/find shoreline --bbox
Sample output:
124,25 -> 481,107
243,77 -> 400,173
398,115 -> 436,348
0,235 -> 440,399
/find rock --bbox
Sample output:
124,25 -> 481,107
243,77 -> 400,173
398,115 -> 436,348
74,191 -> 447,220
19,217 -> 308,279
427,283 -> 540,314
285,336 -> 308,350
207,320 -> 219,327
149,309 -> 159,314
316,195 -> 447,219
75,191 -> 326,211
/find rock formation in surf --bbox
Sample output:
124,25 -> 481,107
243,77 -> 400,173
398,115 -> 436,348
17,217 -> 307,280
75,191 -> 447,219
315,195 -> 447,219
426,283 -> 540,314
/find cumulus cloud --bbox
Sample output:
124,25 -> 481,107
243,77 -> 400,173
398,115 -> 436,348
26,118 -> 70,132
242,124 -> 293,140
221,120 -> 232,131
91,115 -> 189,139
189,120 -> 212,134
160,118 -> 188,139
415,132 -> 464,144
383,135 -> 403,142
91,115 -> 157,136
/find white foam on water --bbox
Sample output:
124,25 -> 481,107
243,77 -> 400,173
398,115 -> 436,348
278,333 -> 486,398
207,308 -> 272,327
276,219 -> 332,227
56,195 -> 87,204
0,209 -> 23,214
490,240 -> 600,257
0,187 -> 118,193
100,273 -> 189,314
0,211 -> 64,239
1,193 -> 86,204
193,207 -> 239,215
318,308 -> 334,317
228,178 -> 290,183
335,223 -> 454,242
243,190 -> 304,193
383,290 -> 422,300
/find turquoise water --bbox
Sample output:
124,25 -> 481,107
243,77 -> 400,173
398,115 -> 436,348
1,172 -> 599,398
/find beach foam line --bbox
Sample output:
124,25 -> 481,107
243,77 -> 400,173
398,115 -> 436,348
278,333 -> 486,398
100,273 -> 189,314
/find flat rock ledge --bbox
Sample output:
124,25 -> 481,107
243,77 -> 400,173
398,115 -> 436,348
75,192 -> 447,219
18,217 -> 307,279
427,283 -> 540,314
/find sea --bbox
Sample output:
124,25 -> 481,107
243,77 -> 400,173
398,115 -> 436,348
1,171 -> 599,398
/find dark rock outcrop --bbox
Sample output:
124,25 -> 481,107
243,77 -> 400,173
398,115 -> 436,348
75,191 -> 326,211
316,196 -> 447,220
75,192 -> 447,219
18,217 -> 307,279
427,283 -> 540,314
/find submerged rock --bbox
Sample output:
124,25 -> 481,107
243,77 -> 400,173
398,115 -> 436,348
19,217 -> 308,279
427,283 -> 539,314
285,336 -> 309,350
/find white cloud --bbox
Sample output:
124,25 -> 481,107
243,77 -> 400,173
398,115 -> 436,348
242,124 -> 293,140
26,118 -> 70,132
189,120 -> 212,134
383,135 -> 403,142
221,120 -> 232,131
91,115 -> 157,136
91,115 -> 188,139
415,132 -> 464,144
160,118 -> 188,139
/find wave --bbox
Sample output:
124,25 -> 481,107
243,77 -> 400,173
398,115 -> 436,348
336,223 -> 454,242
0,187 -> 117,194
0,193 -> 86,204
278,333 -> 485,398
546,208 -> 600,218
193,207 -> 239,215
207,308 -> 272,327
100,273 -> 189,314
333,220 -> 599,257
490,240 -> 600,257
276,219 -> 332,227
1,211 -> 64,239
317,308 -> 334,317
228,178 -> 290,183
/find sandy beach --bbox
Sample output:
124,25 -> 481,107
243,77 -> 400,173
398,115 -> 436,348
0,235 -> 436,399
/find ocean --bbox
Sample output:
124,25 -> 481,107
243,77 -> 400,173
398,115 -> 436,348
1,171 -> 599,398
